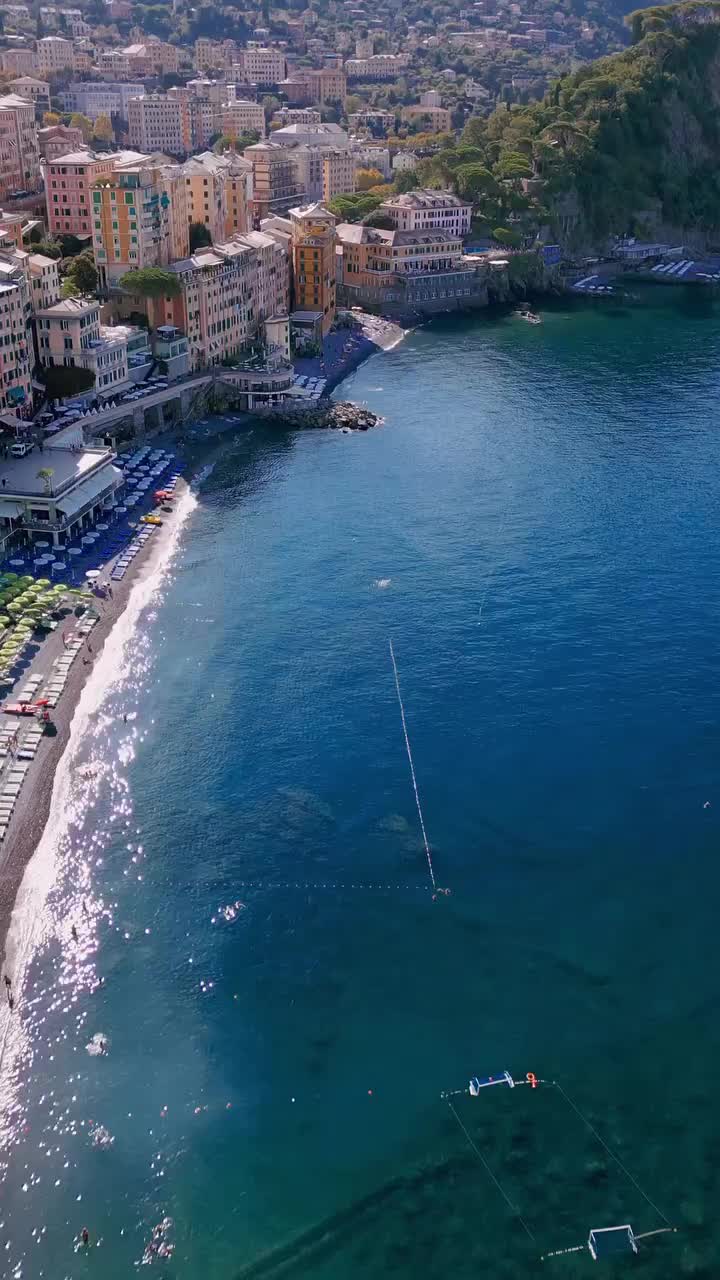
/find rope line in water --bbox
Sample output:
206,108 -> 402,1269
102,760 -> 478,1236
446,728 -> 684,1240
388,638 -> 440,894
233,882 -> 424,892
447,1101 -> 536,1243
551,1081 -> 672,1228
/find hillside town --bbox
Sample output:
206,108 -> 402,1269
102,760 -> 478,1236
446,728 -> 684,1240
0,0 -> 670,563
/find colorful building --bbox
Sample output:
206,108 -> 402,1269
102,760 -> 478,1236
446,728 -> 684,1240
0,259 -> 32,413
35,296 -> 131,396
92,157 -> 189,289
0,93 -> 41,202
289,202 -> 336,336
46,149 -> 145,239
322,149 -> 356,202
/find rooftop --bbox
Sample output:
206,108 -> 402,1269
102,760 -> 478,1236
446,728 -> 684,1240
0,444 -> 115,499
36,296 -> 99,318
381,189 -> 471,210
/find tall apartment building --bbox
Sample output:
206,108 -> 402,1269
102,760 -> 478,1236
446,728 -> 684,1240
225,154 -> 252,237
194,38 -> 236,71
36,35 -> 75,74
92,157 -> 189,289
289,202 -> 336,335
220,98 -> 266,140
245,141 -> 305,220
232,228 -> 289,323
233,46 -> 287,85
0,93 -> 42,200
60,82 -> 146,120
147,235 -> 289,367
12,248 -> 61,311
301,68 -> 347,105
148,241 -> 258,368
46,149 -> 146,238
181,150 -> 252,242
127,95 -> 190,156
379,190 -> 472,235
322,149 -> 356,202
0,258 -> 32,413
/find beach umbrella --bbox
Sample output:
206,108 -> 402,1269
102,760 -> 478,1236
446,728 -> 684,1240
3,573 -> 18,581
0,616 -> 10,629
19,574 -> 34,584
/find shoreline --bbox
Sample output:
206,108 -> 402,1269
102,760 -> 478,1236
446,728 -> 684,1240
0,482 -> 189,988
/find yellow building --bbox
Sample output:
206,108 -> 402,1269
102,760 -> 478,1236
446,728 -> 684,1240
321,149 -> 356,203
92,157 -> 189,290
289,202 -> 336,336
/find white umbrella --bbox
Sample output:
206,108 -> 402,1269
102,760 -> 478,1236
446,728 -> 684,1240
85,570 -> 101,581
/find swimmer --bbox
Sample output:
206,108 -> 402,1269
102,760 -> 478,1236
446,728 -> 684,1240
81,1228 -> 90,1248
123,713 -> 127,724
3,974 -> 10,988
7,992 -> 14,1011
82,899 -> 89,917
71,925 -> 78,942
704,800 -> 711,809
99,1038 -> 107,1055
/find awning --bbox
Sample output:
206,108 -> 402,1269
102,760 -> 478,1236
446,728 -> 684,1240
0,501 -> 25,520
56,465 -> 123,518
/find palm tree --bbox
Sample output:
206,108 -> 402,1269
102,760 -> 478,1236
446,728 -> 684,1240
36,468 -> 54,496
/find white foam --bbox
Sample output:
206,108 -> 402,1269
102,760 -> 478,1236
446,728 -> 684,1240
0,473 -> 202,1081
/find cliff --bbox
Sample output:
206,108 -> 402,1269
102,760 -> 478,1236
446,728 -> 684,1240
474,1 -> 720,247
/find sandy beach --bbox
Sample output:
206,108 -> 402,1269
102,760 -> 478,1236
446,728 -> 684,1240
0,313 -> 410,983
0,485 -> 187,981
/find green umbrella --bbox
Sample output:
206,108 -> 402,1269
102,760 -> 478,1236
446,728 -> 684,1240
3,572 -> 18,581
0,617 -> 10,629
36,578 -> 51,587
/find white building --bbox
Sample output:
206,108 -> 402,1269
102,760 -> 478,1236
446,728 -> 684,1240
220,98 -> 266,139
234,46 -> 287,85
0,430 -> 123,550
59,81 -> 146,120
380,189 -> 472,235
36,35 -> 74,74
344,53 -> 409,80
8,75 -> 50,106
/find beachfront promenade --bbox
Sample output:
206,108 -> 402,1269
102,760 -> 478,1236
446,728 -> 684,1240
76,364 -> 297,441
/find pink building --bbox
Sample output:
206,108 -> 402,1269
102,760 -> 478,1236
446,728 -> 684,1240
46,148 -> 144,239
38,124 -> 85,163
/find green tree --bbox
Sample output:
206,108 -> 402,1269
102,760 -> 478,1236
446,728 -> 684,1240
92,114 -> 114,144
42,110 -> 61,127
36,468 -> 54,495
70,112 -> 93,143
63,251 -> 98,296
189,221 -> 212,251
40,365 -> 95,400
455,163 -> 497,201
33,239 -> 62,259
119,268 -> 181,298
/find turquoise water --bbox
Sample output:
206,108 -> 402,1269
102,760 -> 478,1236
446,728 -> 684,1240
1,288 -> 720,1278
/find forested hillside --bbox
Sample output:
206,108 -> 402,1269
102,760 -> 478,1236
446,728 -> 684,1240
413,2 -> 720,243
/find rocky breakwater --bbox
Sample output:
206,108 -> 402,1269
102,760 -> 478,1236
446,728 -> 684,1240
258,400 -> 382,432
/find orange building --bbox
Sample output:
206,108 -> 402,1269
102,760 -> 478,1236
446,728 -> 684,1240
289,203 -> 336,336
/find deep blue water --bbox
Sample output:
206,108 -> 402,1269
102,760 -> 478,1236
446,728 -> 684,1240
1,288 -> 720,1279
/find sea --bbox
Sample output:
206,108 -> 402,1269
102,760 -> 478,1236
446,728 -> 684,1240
0,285 -> 719,1280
